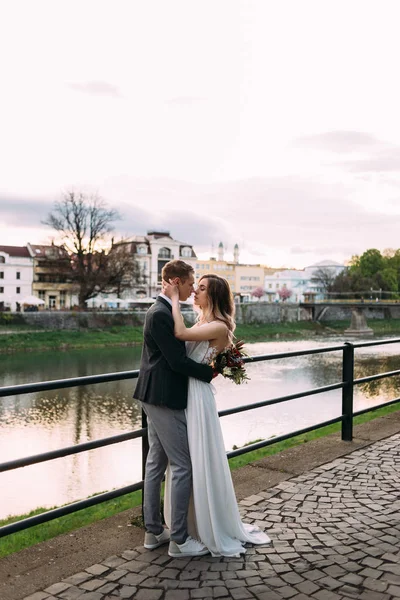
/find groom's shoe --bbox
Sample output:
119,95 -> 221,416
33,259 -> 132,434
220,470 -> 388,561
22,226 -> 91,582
144,528 -> 170,550
168,536 -> 209,558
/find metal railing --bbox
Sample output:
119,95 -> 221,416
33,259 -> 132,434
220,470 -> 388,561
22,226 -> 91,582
1,337 -> 400,538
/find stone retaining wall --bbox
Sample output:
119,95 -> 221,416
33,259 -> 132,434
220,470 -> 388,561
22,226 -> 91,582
2,302 -> 400,329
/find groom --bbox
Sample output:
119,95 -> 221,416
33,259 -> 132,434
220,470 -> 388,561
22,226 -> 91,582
133,259 -> 213,557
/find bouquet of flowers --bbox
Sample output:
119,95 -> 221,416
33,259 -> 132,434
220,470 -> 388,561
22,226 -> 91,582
214,340 -> 250,385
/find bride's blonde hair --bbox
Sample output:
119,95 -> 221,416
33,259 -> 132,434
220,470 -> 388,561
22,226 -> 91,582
198,274 -> 236,345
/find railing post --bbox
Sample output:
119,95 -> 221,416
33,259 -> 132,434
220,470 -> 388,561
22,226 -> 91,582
342,342 -> 354,441
141,408 -> 149,519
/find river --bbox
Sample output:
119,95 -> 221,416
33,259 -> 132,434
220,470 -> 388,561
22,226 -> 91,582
0,337 -> 399,519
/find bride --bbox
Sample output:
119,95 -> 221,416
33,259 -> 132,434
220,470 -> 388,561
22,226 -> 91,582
163,274 -> 270,557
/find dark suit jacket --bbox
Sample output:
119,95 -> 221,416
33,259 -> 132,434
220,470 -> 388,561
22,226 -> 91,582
133,297 -> 213,409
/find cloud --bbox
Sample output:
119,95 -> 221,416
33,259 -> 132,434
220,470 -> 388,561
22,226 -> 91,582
294,131 -> 383,154
294,130 -> 400,174
68,81 -> 121,97
2,175 -> 400,267
118,203 -> 230,255
105,175 -> 400,265
0,196 -> 54,228
337,148 -> 400,173
166,96 -> 208,106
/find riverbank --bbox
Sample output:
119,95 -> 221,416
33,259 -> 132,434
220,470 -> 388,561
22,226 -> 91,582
2,319 -> 400,354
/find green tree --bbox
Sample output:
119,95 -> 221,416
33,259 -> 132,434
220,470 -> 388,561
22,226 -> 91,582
376,268 -> 398,293
358,249 -> 384,278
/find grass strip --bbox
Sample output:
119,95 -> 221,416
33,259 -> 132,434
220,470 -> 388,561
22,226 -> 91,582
0,326 -> 145,354
1,400 -> 399,558
1,319 -> 400,355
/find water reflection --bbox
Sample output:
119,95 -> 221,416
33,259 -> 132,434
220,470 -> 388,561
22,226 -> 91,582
354,352 -> 400,401
0,338 -> 399,519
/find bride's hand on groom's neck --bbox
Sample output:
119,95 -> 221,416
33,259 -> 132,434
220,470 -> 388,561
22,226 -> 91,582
162,278 -> 179,301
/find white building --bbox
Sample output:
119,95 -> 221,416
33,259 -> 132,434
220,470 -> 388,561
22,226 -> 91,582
264,260 -> 345,302
0,246 -> 34,311
114,231 -> 197,299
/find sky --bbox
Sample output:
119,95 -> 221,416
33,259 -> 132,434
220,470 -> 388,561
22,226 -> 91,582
1,0 -> 400,269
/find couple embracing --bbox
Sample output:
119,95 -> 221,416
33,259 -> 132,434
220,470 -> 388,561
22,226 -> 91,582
133,260 -> 270,558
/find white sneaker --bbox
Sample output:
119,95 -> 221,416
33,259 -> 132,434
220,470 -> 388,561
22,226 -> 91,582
144,528 -> 170,550
168,536 -> 209,558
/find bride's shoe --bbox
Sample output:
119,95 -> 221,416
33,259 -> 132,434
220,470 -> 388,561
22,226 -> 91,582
168,536 -> 209,558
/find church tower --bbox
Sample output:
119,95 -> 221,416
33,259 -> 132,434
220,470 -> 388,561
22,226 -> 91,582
233,243 -> 239,264
218,242 -> 224,261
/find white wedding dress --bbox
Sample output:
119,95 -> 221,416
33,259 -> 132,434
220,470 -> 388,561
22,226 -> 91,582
165,339 -> 270,557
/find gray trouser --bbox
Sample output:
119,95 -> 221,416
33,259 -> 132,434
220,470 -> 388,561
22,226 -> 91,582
141,402 -> 191,544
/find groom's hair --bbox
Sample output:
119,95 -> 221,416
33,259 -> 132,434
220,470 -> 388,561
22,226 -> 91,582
162,260 -> 194,282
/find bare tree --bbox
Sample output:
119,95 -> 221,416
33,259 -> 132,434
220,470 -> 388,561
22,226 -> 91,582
43,191 -> 139,308
310,267 -> 337,293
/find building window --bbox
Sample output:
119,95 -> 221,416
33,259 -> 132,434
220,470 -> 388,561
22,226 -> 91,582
181,246 -> 192,258
0,256 -> 5,263
0,272 -> 3,279
60,290 -> 66,307
137,245 -> 147,254
0,287 -> 3,293
158,247 -> 171,259
38,290 -> 46,300
16,287 -> 21,294
16,272 -> 21,279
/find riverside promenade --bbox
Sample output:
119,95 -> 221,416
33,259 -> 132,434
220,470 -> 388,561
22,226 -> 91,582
1,414 -> 399,600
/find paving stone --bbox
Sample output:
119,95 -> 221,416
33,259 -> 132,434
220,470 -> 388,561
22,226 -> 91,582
229,589 -> 254,599
58,587 -> 83,600
200,579 -> 226,587
178,581 -> 201,589
96,582 -> 120,594
121,549 -> 140,560
200,572 -> 222,581
295,580 -> 320,594
338,583 -> 360,597
85,563 -> 110,575
23,594 -> 51,600
101,555 -> 127,568
363,577 -> 388,592
276,585 -> 298,598
63,572 -> 93,585
134,590 -> 162,600
80,578 -> 107,591
73,593 -> 103,600
118,572 -> 148,585
165,591 -> 190,600
104,568 -> 128,581
190,588 -> 214,598
213,587 -> 230,598
44,582 -> 72,595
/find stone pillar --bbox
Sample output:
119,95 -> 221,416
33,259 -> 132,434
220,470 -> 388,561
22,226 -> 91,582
344,308 -> 373,336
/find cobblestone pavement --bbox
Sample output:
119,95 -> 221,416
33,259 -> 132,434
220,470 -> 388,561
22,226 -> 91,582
24,433 -> 400,600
